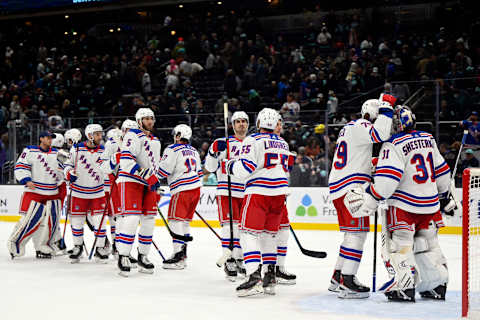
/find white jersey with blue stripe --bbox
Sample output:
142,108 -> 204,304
228,133 -> 290,196
328,110 -> 393,200
64,143 -> 106,199
157,143 -> 203,195
15,146 -> 63,196
204,136 -> 245,198
100,138 -> 120,192
117,129 -> 162,187
366,130 -> 450,214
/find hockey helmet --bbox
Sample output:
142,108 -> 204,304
172,124 -> 192,141
135,108 -> 155,125
361,99 -> 380,120
121,119 -> 138,134
64,128 -> 82,145
51,133 -> 65,148
85,124 -> 103,142
107,128 -> 122,144
231,111 -> 249,125
394,105 -> 416,132
256,108 -> 280,131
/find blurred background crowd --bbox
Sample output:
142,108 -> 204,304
0,0 -> 479,186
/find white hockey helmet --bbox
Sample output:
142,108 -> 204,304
51,133 -> 65,148
107,128 -> 122,144
231,111 -> 249,125
85,124 -> 103,142
172,124 -> 192,141
64,128 -> 82,145
121,119 -> 138,134
361,99 -> 380,120
256,108 -> 280,131
135,108 -> 155,126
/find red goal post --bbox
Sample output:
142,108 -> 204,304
463,168 -> 480,318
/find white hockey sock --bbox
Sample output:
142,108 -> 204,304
232,223 -> 242,260
183,221 -> 191,238
240,231 -> 261,275
70,216 -> 86,246
261,232 -> 277,267
90,214 -> 107,248
138,215 -> 155,255
170,220 -> 184,253
108,215 -> 116,241
340,232 -> 367,275
276,228 -> 289,267
116,215 -> 139,256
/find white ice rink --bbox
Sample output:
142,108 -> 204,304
0,222 -> 463,320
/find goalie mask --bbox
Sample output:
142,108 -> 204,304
393,105 -> 416,133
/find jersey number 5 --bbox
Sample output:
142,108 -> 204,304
411,152 -> 435,184
334,141 -> 347,169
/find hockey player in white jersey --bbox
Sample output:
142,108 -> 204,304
116,108 -> 161,276
65,129 -> 82,149
224,108 -> 290,297
160,124 -> 203,270
8,131 -> 64,259
328,94 -> 395,298
348,106 -> 454,302
64,124 -> 109,263
101,128 -> 123,255
205,111 -> 248,280
272,117 -> 297,285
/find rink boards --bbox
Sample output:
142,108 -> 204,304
0,185 -> 463,234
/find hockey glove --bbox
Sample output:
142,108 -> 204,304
344,187 -> 365,215
379,93 -> 397,107
440,193 -> 458,216
221,159 -> 235,176
350,188 -> 378,218
212,139 -> 227,153
137,168 -> 161,191
67,170 -> 77,183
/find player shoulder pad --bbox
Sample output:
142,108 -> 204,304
26,145 -> 39,150
250,133 -> 271,140
99,145 -> 105,150
129,128 -> 142,134
51,147 -> 58,152
355,118 -> 372,126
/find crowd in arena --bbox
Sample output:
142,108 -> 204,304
0,4 -> 479,185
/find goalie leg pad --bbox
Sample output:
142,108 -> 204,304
35,199 -> 62,253
414,227 -> 448,293
380,229 -> 417,294
138,215 -> 155,255
7,201 -> 46,257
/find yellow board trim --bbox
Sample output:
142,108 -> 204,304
0,215 -> 462,234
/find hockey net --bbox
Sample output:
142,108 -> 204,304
463,168 -> 480,318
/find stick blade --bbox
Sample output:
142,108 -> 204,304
301,248 -> 327,258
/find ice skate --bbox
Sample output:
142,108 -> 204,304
118,255 -> 131,277
138,251 -> 154,274
338,275 -> 370,299
236,266 -> 263,297
276,266 -> 296,285
385,288 -> 415,302
328,270 -> 341,292
224,258 -> 237,281
162,251 -> 186,270
236,259 -> 246,278
94,247 -> 109,264
262,265 -> 276,295
69,245 -> 84,264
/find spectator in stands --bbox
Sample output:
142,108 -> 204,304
280,93 -> 300,124
459,111 -> 480,145
317,26 -> 332,47
304,137 -> 322,160
460,149 -> 480,173
290,146 -> 313,187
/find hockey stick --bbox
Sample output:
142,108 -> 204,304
152,240 -> 166,261
447,130 -> 468,199
289,225 -> 327,258
215,102 -> 235,268
195,210 -> 222,241
87,190 -> 113,260
372,208 -> 378,292
62,143 -> 80,242
157,207 -> 193,242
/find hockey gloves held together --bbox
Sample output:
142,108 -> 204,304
137,167 -> 160,191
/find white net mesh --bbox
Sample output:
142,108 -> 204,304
466,168 -> 480,318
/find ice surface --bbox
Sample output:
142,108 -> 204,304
0,222 -> 462,320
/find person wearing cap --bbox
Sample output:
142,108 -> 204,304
8,131 -> 65,259
460,149 -> 479,172
459,112 -> 480,145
